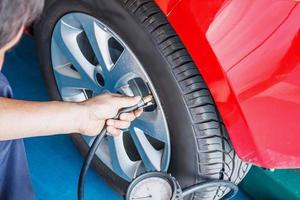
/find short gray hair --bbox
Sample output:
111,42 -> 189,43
0,0 -> 44,49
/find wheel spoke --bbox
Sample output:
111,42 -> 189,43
53,64 -> 96,91
107,134 -> 141,180
132,109 -> 169,144
130,128 -> 163,171
74,13 -> 113,77
55,71 -> 93,90
110,49 -> 145,91
51,41 -> 100,95
52,18 -> 97,88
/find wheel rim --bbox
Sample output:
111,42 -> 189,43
50,13 -> 171,181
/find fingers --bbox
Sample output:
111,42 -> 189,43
113,95 -> 141,109
134,108 -> 143,117
107,119 -> 131,129
106,126 -> 122,136
119,108 -> 143,121
119,112 -> 136,121
105,108 -> 144,136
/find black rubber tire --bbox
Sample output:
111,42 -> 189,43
34,0 -> 251,199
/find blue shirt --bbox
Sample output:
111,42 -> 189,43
0,73 -> 35,200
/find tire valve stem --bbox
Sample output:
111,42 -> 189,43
138,95 -> 155,109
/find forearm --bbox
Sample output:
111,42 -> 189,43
0,97 -> 83,140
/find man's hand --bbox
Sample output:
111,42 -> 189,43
0,94 -> 142,141
79,93 -> 143,136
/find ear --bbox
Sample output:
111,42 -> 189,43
0,50 -> 5,70
1,26 -> 24,52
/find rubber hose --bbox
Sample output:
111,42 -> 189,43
182,180 -> 238,200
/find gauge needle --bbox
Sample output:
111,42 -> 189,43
131,195 -> 152,199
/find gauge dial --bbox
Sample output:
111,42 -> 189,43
126,172 -> 176,200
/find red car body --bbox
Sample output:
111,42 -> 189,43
154,0 -> 300,169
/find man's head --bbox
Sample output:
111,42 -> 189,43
0,0 -> 44,67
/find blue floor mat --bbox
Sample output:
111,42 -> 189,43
2,36 -> 250,200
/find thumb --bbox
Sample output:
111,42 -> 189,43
113,96 -> 141,109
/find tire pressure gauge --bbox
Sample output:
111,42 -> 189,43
126,172 -> 182,200
125,171 -> 239,200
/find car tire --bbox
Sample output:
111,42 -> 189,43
34,0 -> 251,199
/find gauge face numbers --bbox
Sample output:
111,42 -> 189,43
128,177 -> 173,200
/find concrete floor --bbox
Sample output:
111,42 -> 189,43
2,36 -> 250,200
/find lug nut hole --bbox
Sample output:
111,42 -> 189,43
95,73 -> 105,87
